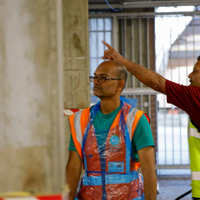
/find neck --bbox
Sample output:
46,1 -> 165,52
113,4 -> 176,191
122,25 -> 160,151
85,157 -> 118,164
100,97 -> 121,114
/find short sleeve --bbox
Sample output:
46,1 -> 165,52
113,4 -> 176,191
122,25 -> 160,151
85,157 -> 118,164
132,114 -> 154,152
68,134 -> 76,151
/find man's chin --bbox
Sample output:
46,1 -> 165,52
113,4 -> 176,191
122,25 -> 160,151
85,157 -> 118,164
93,91 -> 101,97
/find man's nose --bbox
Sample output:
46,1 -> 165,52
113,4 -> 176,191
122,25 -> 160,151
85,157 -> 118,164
188,72 -> 192,79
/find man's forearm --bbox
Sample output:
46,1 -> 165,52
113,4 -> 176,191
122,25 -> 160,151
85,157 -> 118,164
138,147 -> 157,200
120,57 -> 166,94
66,151 -> 82,200
66,165 -> 81,200
143,170 -> 157,200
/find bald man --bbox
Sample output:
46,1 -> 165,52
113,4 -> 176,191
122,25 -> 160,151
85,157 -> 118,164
66,61 -> 157,200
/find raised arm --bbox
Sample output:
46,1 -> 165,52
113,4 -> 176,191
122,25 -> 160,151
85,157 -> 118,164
102,41 -> 167,94
66,151 -> 82,200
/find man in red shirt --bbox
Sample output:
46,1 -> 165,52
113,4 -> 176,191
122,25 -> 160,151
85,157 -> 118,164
102,41 -> 200,200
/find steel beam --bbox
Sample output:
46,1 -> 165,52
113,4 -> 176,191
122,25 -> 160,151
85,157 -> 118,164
89,1 -> 200,9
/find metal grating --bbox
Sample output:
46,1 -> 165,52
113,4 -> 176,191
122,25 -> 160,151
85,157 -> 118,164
89,7 -> 200,175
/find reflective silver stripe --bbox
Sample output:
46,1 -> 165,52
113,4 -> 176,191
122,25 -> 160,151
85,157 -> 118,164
74,110 -> 83,148
189,128 -> 200,139
191,171 -> 200,181
126,108 -> 139,139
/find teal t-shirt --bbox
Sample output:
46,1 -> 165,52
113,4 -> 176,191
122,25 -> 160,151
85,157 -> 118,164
68,106 -> 154,161
93,105 -> 121,150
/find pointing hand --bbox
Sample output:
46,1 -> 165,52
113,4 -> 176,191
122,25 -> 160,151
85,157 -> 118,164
102,41 -> 124,62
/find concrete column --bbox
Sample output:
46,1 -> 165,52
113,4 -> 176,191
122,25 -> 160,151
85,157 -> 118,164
63,0 -> 90,109
62,0 -> 89,175
0,0 -> 65,194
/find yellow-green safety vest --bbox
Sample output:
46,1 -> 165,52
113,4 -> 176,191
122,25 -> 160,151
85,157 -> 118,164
189,121 -> 200,198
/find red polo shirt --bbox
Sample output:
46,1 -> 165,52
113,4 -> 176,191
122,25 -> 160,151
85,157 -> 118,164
166,79 -> 200,130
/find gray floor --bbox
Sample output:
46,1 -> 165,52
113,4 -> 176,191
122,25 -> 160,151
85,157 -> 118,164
157,176 -> 192,200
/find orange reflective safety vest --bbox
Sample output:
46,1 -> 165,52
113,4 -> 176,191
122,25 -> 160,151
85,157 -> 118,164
69,100 -> 145,200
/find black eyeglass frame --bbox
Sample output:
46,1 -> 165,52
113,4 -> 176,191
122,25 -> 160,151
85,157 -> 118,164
89,76 -> 121,83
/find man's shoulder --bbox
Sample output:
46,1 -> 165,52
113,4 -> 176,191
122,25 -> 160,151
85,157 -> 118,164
122,102 -> 139,115
69,107 -> 91,119
166,79 -> 200,95
166,79 -> 200,89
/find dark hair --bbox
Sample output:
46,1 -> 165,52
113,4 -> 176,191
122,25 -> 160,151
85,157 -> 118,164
197,56 -> 200,61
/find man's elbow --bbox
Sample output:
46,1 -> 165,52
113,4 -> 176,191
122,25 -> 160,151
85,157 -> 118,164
153,79 -> 166,94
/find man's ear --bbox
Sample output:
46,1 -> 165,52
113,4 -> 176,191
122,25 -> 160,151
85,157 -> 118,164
117,80 -> 126,91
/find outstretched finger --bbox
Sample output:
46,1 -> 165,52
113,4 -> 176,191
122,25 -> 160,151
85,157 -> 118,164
102,41 -> 112,49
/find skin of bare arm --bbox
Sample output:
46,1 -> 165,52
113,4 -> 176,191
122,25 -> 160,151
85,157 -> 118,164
102,41 -> 167,94
138,146 -> 157,200
66,151 -> 82,200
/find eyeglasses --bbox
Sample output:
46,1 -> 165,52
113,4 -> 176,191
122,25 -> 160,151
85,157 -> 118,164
89,76 -> 121,83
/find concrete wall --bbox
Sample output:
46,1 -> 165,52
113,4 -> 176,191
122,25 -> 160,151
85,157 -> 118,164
0,0 -> 89,194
